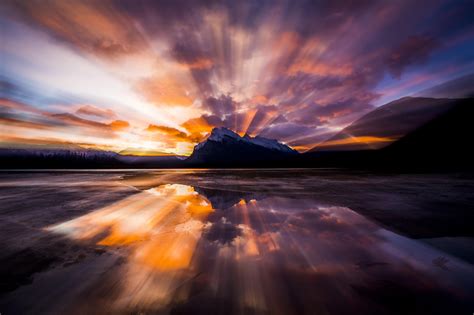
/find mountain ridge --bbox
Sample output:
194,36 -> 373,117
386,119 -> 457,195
310,97 -> 460,151
194,127 -> 297,153
1,96 -> 473,170
187,127 -> 298,166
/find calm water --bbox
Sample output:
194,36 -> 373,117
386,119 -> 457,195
0,169 -> 473,314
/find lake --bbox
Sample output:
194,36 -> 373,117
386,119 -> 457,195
0,169 -> 473,314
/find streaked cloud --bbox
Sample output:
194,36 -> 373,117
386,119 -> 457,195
76,105 -> 117,119
1,0 -> 474,154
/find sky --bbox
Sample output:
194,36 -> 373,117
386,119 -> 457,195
1,0 -> 474,155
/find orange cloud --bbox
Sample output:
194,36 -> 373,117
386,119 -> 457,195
144,124 -> 201,147
12,1 -> 148,59
109,120 -> 130,131
250,95 -> 270,105
272,32 -> 300,56
146,124 -> 186,138
137,76 -> 194,106
181,117 -> 216,134
287,60 -> 352,77
179,57 -> 213,70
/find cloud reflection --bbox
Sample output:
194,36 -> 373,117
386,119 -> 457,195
46,179 -> 474,314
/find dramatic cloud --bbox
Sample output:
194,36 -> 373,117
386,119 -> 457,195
387,35 -> 439,78
6,0 -> 149,59
146,124 -> 188,140
171,40 -> 214,70
144,124 -> 204,153
136,76 -> 195,107
76,105 -> 116,119
1,0 -> 473,154
202,95 -> 237,118
50,113 -> 109,129
109,120 -> 130,131
259,122 -> 315,142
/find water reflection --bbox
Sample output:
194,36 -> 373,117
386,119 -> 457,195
41,176 -> 474,314
47,184 -> 212,309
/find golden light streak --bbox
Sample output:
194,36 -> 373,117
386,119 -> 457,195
238,108 -> 258,136
248,110 -> 280,135
315,135 -> 396,149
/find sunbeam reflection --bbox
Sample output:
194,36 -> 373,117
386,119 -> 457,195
40,175 -> 474,314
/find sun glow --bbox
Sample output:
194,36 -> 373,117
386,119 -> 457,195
2,1 -> 473,155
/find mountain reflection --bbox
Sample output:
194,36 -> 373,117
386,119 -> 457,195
43,177 -> 474,314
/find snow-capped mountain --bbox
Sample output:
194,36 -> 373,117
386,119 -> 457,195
242,134 -> 295,153
188,127 -> 298,165
196,127 -> 296,153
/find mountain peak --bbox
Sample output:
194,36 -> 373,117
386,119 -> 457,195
208,127 -> 241,141
205,127 -> 295,153
189,127 -> 297,164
